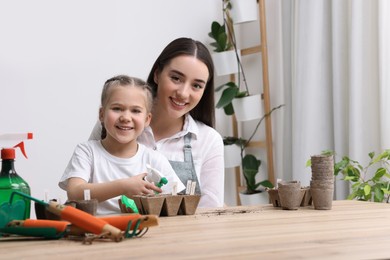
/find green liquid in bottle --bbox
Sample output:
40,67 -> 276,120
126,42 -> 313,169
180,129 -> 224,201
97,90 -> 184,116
0,150 -> 31,219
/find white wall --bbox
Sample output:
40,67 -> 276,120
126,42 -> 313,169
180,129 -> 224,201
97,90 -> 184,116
0,0 -> 223,215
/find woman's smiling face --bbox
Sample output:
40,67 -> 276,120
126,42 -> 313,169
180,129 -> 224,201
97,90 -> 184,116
153,55 -> 209,120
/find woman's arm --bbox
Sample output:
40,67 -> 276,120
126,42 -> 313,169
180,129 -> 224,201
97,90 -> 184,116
89,120 -> 102,140
198,134 -> 225,207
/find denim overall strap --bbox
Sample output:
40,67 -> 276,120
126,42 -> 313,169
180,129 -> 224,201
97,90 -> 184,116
169,133 -> 201,194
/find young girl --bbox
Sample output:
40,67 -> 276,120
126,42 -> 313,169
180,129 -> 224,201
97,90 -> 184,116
90,38 -> 225,208
60,75 -> 185,215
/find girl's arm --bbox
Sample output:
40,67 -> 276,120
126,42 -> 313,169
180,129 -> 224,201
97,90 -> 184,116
66,174 -> 162,202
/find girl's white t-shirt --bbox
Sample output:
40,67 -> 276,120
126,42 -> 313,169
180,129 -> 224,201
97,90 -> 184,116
59,140 -> 185,215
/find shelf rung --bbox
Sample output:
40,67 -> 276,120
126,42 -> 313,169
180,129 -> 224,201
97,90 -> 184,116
246,141 -> 266,148
241,45 -> 261,56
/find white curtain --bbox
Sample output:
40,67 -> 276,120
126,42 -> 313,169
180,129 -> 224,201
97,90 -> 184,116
270,0 -> 390,199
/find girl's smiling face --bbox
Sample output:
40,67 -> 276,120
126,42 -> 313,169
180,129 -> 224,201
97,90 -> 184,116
153,55 -> 209,120
100,85 -> 151,148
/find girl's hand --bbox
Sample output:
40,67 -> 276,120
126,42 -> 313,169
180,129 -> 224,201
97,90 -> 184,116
122,173 -> 162,197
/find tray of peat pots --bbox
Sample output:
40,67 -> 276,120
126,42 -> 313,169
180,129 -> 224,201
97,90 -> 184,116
123,194 -> 201,217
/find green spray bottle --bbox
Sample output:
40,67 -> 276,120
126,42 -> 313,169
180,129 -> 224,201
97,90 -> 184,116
0,133 -> 33,220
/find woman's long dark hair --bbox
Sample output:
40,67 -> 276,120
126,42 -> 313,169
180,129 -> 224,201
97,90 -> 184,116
146,37 -> 215,128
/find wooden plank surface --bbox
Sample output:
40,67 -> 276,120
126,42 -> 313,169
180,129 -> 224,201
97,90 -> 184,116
1,200 -> 390,259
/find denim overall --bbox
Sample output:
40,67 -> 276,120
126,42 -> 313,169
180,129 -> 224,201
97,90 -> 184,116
169,133 -> 201,195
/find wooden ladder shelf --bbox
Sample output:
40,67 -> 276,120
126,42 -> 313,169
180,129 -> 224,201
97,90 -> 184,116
231,0 -> 275,205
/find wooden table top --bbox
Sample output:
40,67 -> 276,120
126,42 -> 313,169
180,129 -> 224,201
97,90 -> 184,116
1,200 -> 390,259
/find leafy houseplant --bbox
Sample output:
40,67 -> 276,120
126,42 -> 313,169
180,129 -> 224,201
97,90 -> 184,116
209,0 -> 251,116
224,105 -> 284,194
208,21 -> 232,53
307,150 -> 390,202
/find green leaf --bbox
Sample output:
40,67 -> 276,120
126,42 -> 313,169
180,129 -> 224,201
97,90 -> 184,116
351,182 -> 360,189
216,87 -> 238,109
209,21 -> 230,52
321,150 -> 335,156
235,91 -> 249,98
217,33 -> 228,51
243,154 -> 261,171
372,168 -> 386,181
242,154 -> 261,192
344,176 -> 355,181
211,21 -> 223,40
373,186 -> 384,202
347,191 -> 358,200
254,180 -> 274,190
363,185 -> 371,196
223,103 -> 234,115
305,159 -> 312,168
215,81 -> 237,92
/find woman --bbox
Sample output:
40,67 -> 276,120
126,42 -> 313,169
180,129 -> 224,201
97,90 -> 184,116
90,37 -> 224,207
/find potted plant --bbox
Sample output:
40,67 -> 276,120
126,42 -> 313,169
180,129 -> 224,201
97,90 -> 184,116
222,105 -> 283,204
238,105 -> 283,194
208,20 -> 239,76
307,150 -> 390,202
209,0 -> 262,122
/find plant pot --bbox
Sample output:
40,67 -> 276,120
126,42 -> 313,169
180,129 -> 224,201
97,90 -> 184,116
224,143 -> 241,168
267,189 -> 280,207
160,195 -> 183,216
278,181 -> 303,210
239,191 -> 269,205
300,187 -> 312,207
310,187 -> 334,210
232,94 -> 263,122
178,195 -> 201,215
230,0 -> 258,24
212,50 -> 240,76
140,195 -> 165,215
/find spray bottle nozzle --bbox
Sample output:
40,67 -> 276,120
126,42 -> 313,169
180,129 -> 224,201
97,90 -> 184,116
14,142 -> 28,159
0,133 -> 33,159
157,177 -> 168,188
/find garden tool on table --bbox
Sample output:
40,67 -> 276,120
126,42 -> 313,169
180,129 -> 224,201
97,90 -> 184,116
0,191 -> 125,241
5,214 -> 159,239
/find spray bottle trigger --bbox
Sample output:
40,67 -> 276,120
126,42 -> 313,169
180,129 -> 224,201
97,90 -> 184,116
13,142 -> 28,159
